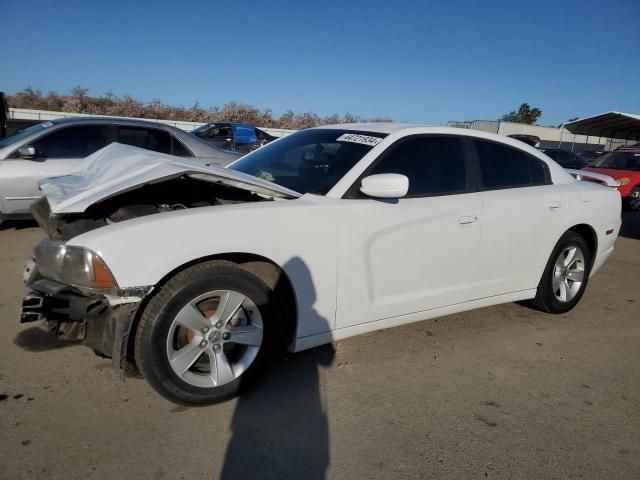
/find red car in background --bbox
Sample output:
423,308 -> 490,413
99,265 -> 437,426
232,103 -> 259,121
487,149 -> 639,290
584,147 -> 640,211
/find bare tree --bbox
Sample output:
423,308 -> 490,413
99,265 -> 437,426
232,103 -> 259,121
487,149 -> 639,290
7,87 -> 393,128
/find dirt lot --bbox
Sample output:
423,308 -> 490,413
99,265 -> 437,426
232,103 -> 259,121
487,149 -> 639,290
1,217 -> 639,480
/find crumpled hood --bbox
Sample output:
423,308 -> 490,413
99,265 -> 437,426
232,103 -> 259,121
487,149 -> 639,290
39,143 -> 300,214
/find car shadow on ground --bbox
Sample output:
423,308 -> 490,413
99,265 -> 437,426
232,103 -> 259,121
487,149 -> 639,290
620,211 -> 640,240
219,345 -> 335,480
0,219 -> 38,231
14,326 -> 81,351
220,256 -> 335,480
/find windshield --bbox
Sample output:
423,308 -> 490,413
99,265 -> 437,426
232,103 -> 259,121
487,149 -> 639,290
0,122 -> 51,148
228,129 -> 387,194
191,123 -> 214,135
590,151 -> 640,171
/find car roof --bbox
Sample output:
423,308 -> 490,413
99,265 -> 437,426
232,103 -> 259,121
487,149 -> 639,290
200,122 -> 254,128
313,122 -> 427,134
0,116 -> 241,162
48,116 -> 181,131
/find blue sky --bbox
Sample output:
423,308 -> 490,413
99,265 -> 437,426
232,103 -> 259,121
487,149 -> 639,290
3,0 -> 639,125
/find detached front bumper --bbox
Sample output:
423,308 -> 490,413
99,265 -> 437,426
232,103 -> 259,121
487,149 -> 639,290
20,271 -> 147,375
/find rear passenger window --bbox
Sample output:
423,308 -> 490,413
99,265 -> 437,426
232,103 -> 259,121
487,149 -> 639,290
172,137 -> 192,157
474,140 -> 548,190
367,136 -> 467,197
118,127 -> 171,154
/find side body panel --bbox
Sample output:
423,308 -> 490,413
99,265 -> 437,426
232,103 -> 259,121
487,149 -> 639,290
565,182 -> 622,276
335,194 -> 482,328
471,184 -> 571,299
295,289 -> 537,352
0,156 -> 80,214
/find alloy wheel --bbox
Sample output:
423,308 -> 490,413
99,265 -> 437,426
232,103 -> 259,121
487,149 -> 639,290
165,290 -> 263,388
552,246 -> 586,303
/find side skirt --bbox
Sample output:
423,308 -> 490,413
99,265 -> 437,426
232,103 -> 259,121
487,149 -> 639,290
291,289 -> 537,353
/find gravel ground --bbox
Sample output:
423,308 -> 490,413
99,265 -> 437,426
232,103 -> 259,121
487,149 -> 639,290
0,217 -> 638,480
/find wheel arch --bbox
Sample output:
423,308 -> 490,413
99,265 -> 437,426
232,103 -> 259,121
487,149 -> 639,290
567,223 -> 598,265
126,252 -> 299,361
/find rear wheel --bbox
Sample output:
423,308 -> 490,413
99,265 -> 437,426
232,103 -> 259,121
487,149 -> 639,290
134,261 -> 277,405
529,231 -> 592,314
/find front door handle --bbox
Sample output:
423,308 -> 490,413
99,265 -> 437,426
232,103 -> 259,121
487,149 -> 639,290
548,201 -> 562,210
459,215 -> 478,225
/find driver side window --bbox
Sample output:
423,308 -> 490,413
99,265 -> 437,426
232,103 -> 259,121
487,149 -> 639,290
365,136 -> 468,197
30,125 -> 111,159
211,126 -> 233,139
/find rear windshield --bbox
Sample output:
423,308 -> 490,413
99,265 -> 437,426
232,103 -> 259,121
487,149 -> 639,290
228,129 -> 387,194
591,152 -> 640,171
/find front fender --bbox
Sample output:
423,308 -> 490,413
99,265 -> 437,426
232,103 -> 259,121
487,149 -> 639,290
68,196 -> 342,338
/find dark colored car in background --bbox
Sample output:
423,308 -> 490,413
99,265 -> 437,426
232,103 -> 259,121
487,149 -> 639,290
539,148 -> 589,169
508,134 -> 541,147
578,150 -> 604,162
191,122 -> 277,153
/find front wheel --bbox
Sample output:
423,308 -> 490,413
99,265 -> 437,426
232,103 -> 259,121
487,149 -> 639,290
134,261 -> 277,405
529,231 -> 592,314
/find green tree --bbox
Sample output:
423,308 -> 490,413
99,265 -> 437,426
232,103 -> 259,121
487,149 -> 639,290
501,103 -> 542,124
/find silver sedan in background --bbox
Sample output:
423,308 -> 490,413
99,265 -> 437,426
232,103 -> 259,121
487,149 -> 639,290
0,117 -> 241,222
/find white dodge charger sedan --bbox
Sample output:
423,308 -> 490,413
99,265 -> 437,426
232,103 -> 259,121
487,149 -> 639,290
21,123 -> 621,405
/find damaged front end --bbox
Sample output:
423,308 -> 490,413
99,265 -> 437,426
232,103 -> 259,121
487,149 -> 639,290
20,240 -> 152,376
31,174 -> 269,241
18,144 -> 301,371
33,142 -> 299,241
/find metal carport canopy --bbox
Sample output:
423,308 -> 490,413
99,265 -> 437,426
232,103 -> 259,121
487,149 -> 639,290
563,111 -> 640,141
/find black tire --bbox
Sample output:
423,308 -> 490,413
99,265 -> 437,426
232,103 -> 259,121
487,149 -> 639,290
134,261 -> 278,405
624,186 -> 640,212
528,231 -> 592,314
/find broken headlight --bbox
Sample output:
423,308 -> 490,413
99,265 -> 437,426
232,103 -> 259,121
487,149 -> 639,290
34,239 -> 118,291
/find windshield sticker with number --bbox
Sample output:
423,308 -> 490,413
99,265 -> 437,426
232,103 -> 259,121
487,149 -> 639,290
336,133 -> 383,147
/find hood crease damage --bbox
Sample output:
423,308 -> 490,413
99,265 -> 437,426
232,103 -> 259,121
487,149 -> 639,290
33,143 -> 299,240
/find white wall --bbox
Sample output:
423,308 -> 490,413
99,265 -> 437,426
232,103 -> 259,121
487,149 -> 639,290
449,118 -> 628,150
496,122 -> 588,144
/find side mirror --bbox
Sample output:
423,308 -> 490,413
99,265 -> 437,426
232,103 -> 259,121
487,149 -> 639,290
18,145 -> 36,159
360,173 -> 409,199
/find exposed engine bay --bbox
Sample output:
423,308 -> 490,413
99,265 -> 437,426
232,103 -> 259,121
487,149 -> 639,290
31,175 -> 270,240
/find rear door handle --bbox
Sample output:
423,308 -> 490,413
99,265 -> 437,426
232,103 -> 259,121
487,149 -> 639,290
459,215 -> 478,225
548,201 -> 562,210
